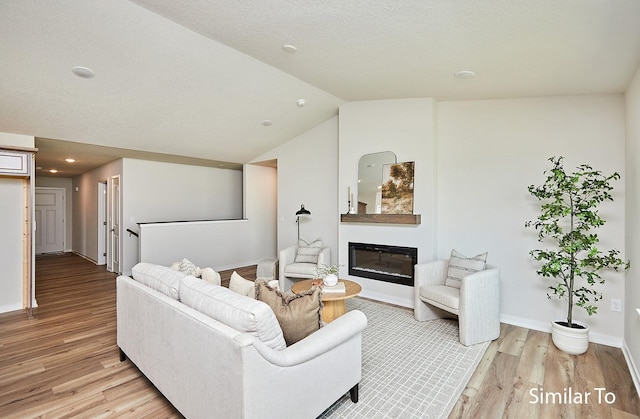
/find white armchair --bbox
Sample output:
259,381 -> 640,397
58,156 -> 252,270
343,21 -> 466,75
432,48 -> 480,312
414,259 -> 500,346
279,241 -> 330,291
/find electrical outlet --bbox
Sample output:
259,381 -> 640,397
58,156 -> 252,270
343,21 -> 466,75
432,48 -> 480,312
611,298 -> 622,312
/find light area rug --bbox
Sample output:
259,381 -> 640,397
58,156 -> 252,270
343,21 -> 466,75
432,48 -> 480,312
318,298 -> 490,419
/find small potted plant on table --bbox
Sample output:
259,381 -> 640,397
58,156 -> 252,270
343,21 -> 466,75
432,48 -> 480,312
525,156 -> 629,355
314,264 -> 342,287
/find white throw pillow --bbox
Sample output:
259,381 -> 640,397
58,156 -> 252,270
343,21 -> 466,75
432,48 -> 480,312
294,239 -> 323,264
201,267 -> 221,286
229,271 -> 256,298
445,249 -> 487,289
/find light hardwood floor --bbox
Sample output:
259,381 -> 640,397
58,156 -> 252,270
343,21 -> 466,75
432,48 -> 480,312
0,253 -> 638,418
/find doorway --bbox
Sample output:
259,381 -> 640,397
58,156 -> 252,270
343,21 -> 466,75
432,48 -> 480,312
34,187 -> 65,254
97,181 -> 107,265
110,175 -> 120,274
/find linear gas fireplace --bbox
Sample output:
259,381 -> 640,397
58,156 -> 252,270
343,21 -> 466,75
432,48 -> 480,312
348,242 -> 417,286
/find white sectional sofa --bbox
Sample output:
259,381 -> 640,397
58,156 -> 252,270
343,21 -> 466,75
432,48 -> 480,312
116,263 -> 367,419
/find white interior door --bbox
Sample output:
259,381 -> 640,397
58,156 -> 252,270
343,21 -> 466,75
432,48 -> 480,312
34,187 -> 64,254
97,181 -> 107,265
110,175 -> 121,274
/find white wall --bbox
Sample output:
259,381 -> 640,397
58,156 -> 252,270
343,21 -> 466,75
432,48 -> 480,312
437,95 -> 627,346
0,132 -> 33,148
0,178 -> 25,312
121,158 -> 243,273
72,159 -> 122,263
253,117 -> 340,263
625,64 -> 640,388
338,99 -> 437,307
35,176 -> 73,251
138,164 -> 276,270
0,132 -> 34,313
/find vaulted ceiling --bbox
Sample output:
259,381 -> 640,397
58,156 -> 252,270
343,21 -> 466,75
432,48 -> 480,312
1,1 -> 640,176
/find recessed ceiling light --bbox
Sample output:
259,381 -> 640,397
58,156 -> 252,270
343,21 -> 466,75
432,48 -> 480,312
71,66 -> 95,79
261,119 -> 273,126
49,169 -> 59,173
65,158 -> 76,163
454,70 -> 476,79
282,44 -> 297,53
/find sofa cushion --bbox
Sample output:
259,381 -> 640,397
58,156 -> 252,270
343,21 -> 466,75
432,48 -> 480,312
294,239 -> 323,264
132,262 -> 185,300
229,271 -> 256,298
445,249 -> 487,289
179,276 -> 286,350
284,262 -> 318,277
255,280 -> 323,346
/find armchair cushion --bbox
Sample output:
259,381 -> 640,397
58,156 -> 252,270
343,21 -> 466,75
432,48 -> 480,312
419,285 -> 460,312
284,262 -> 319,277
255,280 -> 323,346
445,249 -> 487,288
294,239 -> 324,263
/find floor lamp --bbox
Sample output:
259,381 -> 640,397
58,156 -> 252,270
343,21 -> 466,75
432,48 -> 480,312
295,204 -> 311,241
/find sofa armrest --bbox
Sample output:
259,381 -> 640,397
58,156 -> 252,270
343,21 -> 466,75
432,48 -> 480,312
414,260 -> 448,287
234,309 -> 367,367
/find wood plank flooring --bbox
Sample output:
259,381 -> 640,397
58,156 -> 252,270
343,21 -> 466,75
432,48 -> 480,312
0,253 -> 638,418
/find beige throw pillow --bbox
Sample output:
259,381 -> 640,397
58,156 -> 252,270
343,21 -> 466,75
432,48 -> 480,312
201,267 -> 221,286
445,249 -> 487,288
229,271 -> 256,298
255,280 -> 322,346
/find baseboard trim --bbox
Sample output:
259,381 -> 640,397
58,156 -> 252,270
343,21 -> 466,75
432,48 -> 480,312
215,259 -> 264,273
357,289 -> 412,309
500,314 -> 622,347
72,251 -> 98,265
0,303 -> 23,314
622,340 -> 640,397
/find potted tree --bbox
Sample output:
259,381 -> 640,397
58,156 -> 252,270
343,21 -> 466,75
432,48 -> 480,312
525,156 -> 628,355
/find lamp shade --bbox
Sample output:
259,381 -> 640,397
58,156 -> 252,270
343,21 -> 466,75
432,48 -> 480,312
296,204 -> 311,216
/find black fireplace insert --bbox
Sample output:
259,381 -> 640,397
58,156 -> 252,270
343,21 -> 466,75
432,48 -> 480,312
348,242 -> 417,286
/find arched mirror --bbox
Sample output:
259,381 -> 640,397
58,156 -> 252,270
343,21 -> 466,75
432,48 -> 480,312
357,151 -> 396,214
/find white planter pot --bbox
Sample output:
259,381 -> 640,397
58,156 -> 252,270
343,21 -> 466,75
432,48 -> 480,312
550,320 -> 590,355
323,273 -> 338,287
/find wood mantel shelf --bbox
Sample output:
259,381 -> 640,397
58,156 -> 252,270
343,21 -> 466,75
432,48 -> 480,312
340,214 -> 421,225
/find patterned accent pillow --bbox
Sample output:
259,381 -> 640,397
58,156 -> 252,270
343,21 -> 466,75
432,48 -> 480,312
294,239 -> 323,264
178,258 -> 198,276
445,249 -> 487,289
255,280 -> 323,346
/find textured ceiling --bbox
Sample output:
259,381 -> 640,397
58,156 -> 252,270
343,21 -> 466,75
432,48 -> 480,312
2,0 -> 640,176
